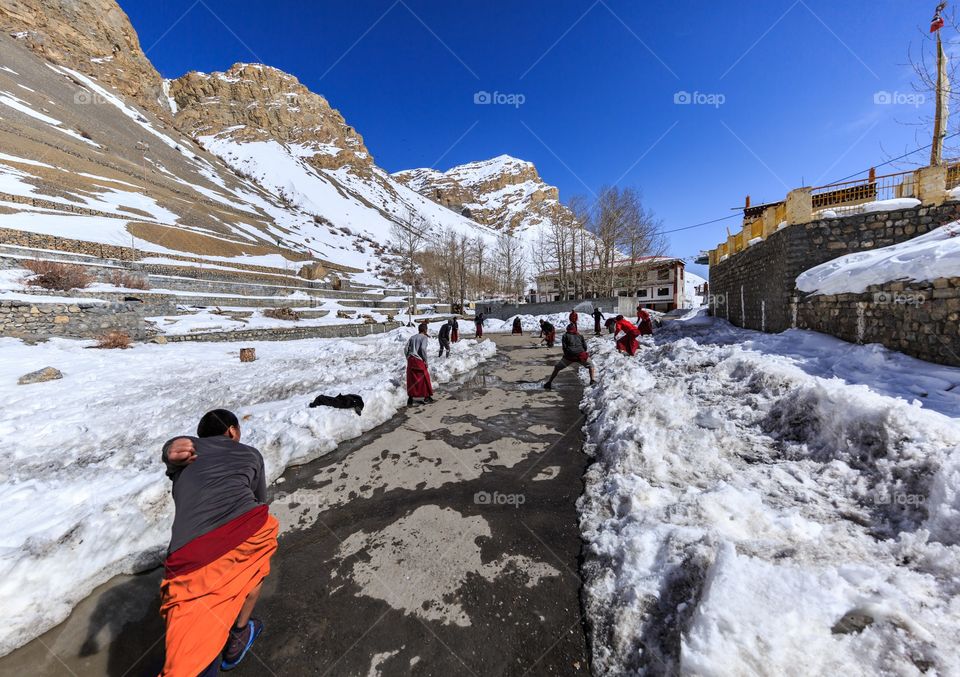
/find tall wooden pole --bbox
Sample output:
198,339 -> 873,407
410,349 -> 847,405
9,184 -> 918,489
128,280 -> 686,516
931,12 -> 950,166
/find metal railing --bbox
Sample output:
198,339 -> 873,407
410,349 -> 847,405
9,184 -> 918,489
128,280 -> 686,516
810,169 -> 915,216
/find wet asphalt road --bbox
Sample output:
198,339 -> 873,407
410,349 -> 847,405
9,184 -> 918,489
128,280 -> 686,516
1,335 -> 591,676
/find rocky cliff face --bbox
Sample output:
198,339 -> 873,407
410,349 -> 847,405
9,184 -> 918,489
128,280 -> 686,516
0,0 -> 170,116
169,63 -> 372,173
394,155 -> 567,235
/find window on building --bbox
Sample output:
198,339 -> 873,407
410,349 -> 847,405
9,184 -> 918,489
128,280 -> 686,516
657,268 -> 670,281
637,289 -> 648,298
658,287 -> 670,297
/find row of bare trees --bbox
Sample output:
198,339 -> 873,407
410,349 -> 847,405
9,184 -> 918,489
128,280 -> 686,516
531,186 -> 665,301
387,186 -> 664,311
388,209 -> 528,312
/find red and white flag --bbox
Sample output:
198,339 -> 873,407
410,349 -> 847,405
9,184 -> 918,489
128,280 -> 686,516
931,2 -> 947,32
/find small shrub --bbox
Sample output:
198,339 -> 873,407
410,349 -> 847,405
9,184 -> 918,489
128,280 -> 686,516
263,307 -> 301,321
109,270 -> 150,290
95,330 -> 131,349
23,260 -> 93,291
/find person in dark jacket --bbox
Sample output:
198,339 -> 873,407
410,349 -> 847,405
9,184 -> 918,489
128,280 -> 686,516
538,319 -> 557,347
544,323 -> 596,389
592,307 -> 605,335
159,410 -> 278,675
438,319 -> 453,357
512,317 -> 523,335
474,312 -> 485,338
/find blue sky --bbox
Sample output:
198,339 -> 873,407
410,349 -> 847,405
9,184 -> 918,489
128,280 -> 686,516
122,0 -> 949,277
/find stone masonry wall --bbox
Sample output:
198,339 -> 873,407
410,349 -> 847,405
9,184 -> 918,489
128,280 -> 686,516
709,200 -> 960,365
483,297 -> 620,321
796,278 -> 960,366
0,299 -> 154,340
165,321 -> 402,343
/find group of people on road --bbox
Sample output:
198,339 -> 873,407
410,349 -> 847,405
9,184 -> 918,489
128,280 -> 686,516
402,302 -> 657,403
155,302 -> 659,675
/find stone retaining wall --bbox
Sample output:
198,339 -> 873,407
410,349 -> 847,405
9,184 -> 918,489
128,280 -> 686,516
483,297 -> 620,321
165,321 -> 402,343
0,227 -> 361,274
796,278 -> 960,366
0,299 -> 153,340
709,200 -> 960,365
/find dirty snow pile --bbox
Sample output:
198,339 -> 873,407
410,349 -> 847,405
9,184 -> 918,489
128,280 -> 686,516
0,330 -> 495,656
578,313 -> 960,675
797,221 -> 960,295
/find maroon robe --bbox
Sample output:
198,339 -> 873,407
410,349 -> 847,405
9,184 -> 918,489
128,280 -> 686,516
406,355 -> 433,398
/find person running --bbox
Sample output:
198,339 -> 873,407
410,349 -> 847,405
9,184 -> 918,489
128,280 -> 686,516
512,317 -> 523,335
569,309 -> 579,326
636,305 -> 654,336
606,315 -> 641,356
474,311 -> 485,338
438,318 -> 453,357
158,410 -> 278,676
451,316 -> 460,343
592,307 -> 605,335
405,322 -> 435,406
539,319 -> 557,348
544,323 -> 596,389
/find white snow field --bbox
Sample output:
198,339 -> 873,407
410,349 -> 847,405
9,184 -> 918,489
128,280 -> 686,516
0,330 -> 495,656
578,312 -> 960,675
797,221 -> 960,295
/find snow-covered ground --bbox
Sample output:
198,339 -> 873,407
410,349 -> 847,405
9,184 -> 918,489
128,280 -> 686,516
0,330 -> 495,656
578,311 -> 960,675
797,221 -> 960,295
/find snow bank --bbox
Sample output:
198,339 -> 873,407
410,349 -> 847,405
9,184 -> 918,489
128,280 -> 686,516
0,331 -> 495,656
579,317 -> 960,675
797,222 -> 960,295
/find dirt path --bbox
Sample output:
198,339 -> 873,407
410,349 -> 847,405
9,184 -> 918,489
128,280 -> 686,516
1,334 -> 592,676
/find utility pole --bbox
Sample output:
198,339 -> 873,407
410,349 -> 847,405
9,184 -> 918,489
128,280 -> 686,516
931,2 -> 949,166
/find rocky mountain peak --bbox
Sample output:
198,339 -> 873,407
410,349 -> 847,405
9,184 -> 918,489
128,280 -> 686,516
0,0 -> 170,116
394,155 -> 563,233
168,62 -> 372,172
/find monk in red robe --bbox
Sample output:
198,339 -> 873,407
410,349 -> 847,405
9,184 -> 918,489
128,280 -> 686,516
405,322 -> 434,406
512,317 -> 523,335
569,309 -> 579,326
607,315 -> 641,356
636,306 -> 654,336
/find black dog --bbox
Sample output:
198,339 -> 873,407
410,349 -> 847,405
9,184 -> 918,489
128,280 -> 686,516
308,393 -> 364,415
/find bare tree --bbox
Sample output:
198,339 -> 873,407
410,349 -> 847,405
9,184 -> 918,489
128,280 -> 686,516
389,209 -> 428,322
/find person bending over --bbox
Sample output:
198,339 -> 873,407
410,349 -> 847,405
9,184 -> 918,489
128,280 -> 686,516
538,319 -> 557,348
607,315 -> 641,356
159,409 -> 278,676
544,323 -> 596,389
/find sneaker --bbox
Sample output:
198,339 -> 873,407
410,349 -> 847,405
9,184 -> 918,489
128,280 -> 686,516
407,397 -> 413,407
543,382 -> 552,390
589,380 -> 596,386
221,619 -> 263,671
424,396 -> 435,404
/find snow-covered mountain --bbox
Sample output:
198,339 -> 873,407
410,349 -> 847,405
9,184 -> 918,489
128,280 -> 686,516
394,155 -> 575,240
168,63 -> 501,259
0,1 -> 501,285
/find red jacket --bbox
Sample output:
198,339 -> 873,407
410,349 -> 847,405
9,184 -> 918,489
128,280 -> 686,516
615,318 -> 640,337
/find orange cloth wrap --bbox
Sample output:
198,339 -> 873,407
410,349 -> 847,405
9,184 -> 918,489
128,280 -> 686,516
158,515 -> 278,677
